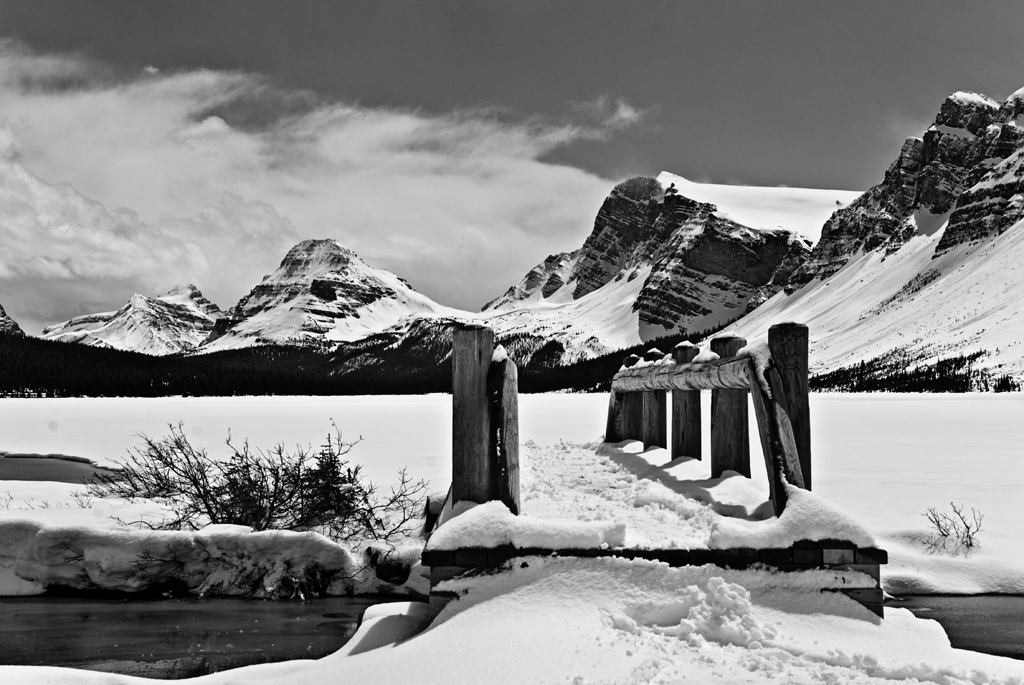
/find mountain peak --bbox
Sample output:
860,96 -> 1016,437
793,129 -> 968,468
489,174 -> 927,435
206,239 -> 448,351
41,286 -> 223,355
159,284 -> 223,318
163,284 -> 201,297
611,176 -> 665,203
946,91 -> 999,109
276,239 -> 359,279
0,301 -> 25,336
935,91 -> 1002,136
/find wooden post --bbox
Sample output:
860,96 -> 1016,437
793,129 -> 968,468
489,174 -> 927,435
710,335 -> 749,478
620,354 -> 643,441
768,323 -> 811,490
672,342 -> 701,459
605,390 -> 623,443
452,326 -> 494,505
488,352 -> 520,515
748,357 -> 807,516
641,348 -> 667,448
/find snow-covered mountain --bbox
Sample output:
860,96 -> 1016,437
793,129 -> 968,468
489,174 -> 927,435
0,302 -> 24,336
479,175 -> 857,360
41,285 -> 223,355
730,88 -> 1024,379
203,239 -> 454,351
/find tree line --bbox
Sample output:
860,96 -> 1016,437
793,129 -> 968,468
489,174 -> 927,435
809,349 -> 1021,393
3,328 -> 1018,398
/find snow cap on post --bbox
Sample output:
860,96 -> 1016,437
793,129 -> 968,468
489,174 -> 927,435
643,348 -> 664,363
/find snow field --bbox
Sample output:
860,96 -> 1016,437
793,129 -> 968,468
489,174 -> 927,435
4,393 -> 1024,593
4,394 -> 1024,682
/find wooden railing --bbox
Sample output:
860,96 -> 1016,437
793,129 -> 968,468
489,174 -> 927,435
605,323 -> 811,516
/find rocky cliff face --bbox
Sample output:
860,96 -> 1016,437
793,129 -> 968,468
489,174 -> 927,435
205,239 -> 449,350
41,285 -> 223,355
790,90 -> 1024,289
483,250 -> 580,310
729,86 -> 1024,383
486,177 -> 810,341
0,302 -> 25,336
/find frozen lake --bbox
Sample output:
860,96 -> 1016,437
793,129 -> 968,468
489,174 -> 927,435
3,392 -> 1024,591
0,394 -> 611,492
2,393 -> 1022,525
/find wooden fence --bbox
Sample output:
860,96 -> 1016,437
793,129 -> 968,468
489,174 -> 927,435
605,322 -> 811,516
430,321 -> 886,617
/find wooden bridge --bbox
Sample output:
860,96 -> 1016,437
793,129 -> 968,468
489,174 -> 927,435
421,323 -> 887,617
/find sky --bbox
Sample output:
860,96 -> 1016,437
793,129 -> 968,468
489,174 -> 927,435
1,0 -> 1024,334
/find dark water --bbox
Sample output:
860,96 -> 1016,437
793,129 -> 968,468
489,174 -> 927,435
0,456 -> 113,483
0,595 -> 406,679
890,595 -> 1024,660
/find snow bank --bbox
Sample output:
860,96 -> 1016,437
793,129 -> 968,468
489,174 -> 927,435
709,484 -> 875,549
0,518 -> 359,598
425,500 -> 626,550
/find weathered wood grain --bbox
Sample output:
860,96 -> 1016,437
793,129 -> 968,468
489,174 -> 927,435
769,323 -> 811,490
671,342 -> 701,459
710,335 -> 749,479
488,355 -> 520,515
611,356 -> 750,392
748,356 -> 807,516
605,390 -> 623,443
452,326 -> 493,505
621,391 -> 644,441
641,390 -> 667,449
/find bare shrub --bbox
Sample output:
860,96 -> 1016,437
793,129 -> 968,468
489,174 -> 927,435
924,502 -> 984,555
87,423 -> 426,543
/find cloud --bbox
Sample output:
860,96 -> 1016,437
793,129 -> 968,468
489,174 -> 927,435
0,40 -> 640,333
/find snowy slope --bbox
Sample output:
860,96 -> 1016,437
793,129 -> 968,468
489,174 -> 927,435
732,216 -> 1024,378
727,88 -> 1024,380
40,284 -> 223,355
203,239 -> 457,351
480,264 -> 653,360
655,171 -> 861,242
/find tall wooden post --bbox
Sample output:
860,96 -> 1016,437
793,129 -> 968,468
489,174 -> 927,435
488,353 -> 520,515
672,342 -> 701,459
641,348 -> 667,448
452,326 -> 493,505
768,323 -> 811,490
605,390 -> 623,443
620,354 -> 643,440
710,335 -> 749,478
748,356 -> 807,516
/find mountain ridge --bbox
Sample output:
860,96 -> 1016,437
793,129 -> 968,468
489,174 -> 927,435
729,87 -> 1024,381
40,285 -> 223,355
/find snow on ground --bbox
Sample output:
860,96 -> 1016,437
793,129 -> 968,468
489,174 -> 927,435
3,393 -> 1023,594
4,393 -> 1024,683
